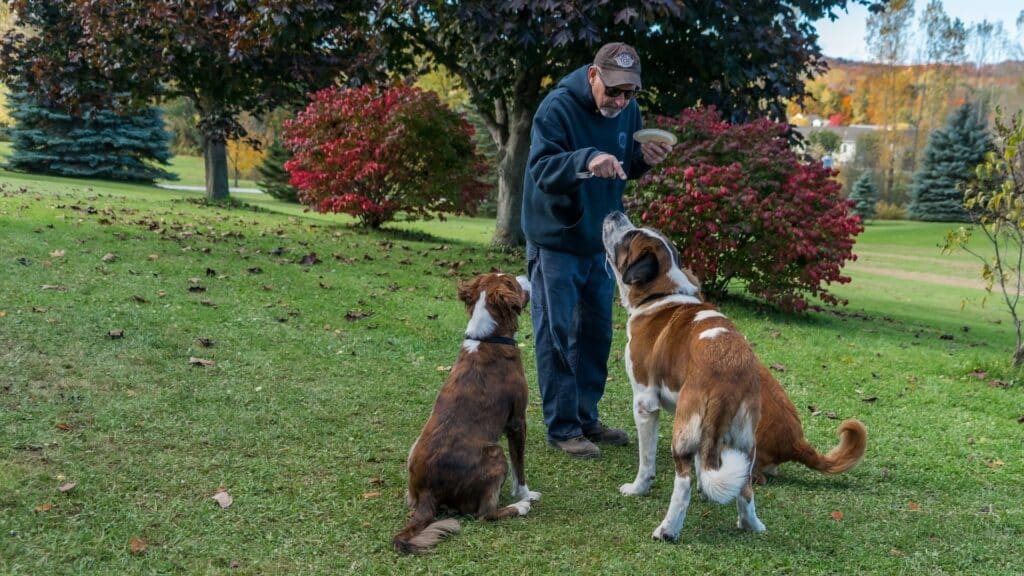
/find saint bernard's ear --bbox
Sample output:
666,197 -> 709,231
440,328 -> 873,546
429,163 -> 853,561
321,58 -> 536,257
622,251 -> 659,285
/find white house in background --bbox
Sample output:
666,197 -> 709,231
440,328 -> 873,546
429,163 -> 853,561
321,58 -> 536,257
791,113 -> 827,127
794,124 -> 917,165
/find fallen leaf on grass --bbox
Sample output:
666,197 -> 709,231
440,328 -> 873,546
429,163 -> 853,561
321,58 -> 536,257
830,511 -> 843,521
369,477 -> 384,486
362,491 -> 381,499
299,252 -> 321,266
34,503 -> 52,512
319,282 -> 332,289
212,488 -> 233,508
890,548 -> 905,557
436,365 -> 452,372
200,299 -> 217,308
129,536 -> 148,555
970,370 -> 988,380
988,379 -> 1009,389
55,422 -> 72,431
108,329 -> 124,338
40,284 -> 66,291
345,310 -> 373,321
197,338 -> 215,348
132,294 -> 148,304
861,396 -> 878,403
148,254 -> 159,261
979,504 -> 993,513
808,405 -> 821,416
58,482 -> 76,493
101,253 -> 117,263
49,249 -> 65,257
189,357 -> 216,367
907,501 -> 919,511
770,363 -> 786,372
985,459 -> 1005,469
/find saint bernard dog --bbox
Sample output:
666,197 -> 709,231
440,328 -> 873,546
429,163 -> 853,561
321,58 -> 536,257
602,211 -> 867,541
393,273 -> 540,554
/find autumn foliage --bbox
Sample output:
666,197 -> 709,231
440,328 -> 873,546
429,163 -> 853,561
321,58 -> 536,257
626,107 -> 863,312
283,84 -> 490,228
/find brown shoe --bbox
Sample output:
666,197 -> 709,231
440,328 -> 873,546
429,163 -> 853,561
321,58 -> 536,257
584,422 -> 629,446
549,435 -> 600,458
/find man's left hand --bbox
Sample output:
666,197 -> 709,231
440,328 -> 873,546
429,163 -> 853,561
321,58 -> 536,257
641,141 -> 673,166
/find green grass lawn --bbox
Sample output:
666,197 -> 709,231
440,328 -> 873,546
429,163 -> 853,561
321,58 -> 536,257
1,168 -> 1021,575
0,142 -> 257,190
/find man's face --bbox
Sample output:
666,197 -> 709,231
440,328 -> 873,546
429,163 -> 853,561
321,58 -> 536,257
588,66 -> 638,119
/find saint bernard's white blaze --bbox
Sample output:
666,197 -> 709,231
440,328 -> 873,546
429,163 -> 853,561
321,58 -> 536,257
639,229 -> 700,297
693,310 -> 726,323
463,291 -> 496,353
698,327 -> 729,340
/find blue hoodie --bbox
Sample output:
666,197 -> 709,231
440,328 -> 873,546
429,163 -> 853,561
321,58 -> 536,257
521,65 -> 651,255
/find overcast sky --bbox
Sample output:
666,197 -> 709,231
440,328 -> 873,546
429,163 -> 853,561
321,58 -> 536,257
812,1 -> 1024,62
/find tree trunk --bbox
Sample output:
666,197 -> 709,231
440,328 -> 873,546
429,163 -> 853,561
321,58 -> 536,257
1014,342 -> 1024,368
203,134 -> 230,201
492,114 -> 533,249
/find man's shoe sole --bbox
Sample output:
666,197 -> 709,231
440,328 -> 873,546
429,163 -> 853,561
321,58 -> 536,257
548,441 -> 600,459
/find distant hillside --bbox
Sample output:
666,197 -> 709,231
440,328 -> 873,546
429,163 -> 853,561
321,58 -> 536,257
787,58 -> 1024,127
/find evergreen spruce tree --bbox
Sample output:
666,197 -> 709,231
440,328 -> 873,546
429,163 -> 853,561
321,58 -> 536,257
256,139 -> 298,202
5,89 -> 175,183
849,172 -> 878,220
908,102 -> 990,222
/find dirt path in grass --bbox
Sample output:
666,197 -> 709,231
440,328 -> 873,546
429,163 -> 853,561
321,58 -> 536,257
848,263 -> 988,290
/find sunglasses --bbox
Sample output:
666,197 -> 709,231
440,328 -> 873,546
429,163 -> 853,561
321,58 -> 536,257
597,69 -> 640,100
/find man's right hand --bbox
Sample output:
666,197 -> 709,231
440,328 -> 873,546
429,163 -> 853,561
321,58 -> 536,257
587,153 -> 626,180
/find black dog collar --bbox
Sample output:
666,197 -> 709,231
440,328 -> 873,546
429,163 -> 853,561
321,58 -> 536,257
465,335 -> 518,346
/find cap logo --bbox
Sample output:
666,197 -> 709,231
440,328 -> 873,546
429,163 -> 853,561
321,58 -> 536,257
613,53 -> 635,68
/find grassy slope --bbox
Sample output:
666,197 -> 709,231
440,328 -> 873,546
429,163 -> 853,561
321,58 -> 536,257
0,169 -> 1021,575
0,142 -> 256,189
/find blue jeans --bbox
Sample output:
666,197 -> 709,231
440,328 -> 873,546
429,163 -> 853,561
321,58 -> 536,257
526,242 -> 615,442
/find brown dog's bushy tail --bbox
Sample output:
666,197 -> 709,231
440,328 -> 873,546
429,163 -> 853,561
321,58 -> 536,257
795,419 -> 867,475
392,494 -> 461,554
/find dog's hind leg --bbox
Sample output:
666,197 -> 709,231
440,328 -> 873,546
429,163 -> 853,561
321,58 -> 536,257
506,416 -> 541,503
478,446 -> 534,521
652,401 -> 702,542
735,478 -> 766,532
621,383 -> 661,496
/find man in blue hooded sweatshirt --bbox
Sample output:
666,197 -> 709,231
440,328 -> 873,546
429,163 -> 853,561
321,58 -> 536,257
522,42 -> 673,458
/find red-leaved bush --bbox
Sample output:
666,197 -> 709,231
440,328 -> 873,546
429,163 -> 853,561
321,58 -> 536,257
626,107 -> 863,312
283,84 -> 490,228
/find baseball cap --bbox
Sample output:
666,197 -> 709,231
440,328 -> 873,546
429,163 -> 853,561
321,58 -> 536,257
593,43 -> 641,89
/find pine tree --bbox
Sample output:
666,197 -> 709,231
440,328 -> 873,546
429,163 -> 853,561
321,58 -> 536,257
849,172 -> 878,220
256,139 -> 298,202
908,102 -> 990,222
5,89 -> 175,183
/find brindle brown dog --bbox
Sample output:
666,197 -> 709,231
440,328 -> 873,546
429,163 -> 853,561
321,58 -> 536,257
602,211 -> 867,541
393,273 -> 540,554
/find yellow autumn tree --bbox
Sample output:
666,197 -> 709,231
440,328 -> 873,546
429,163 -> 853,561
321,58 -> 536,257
226,138 -> 264,187
0,4 -> 12,131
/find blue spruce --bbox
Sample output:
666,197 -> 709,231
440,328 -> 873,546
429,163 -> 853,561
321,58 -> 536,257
908,102 -> 990,222
848,173 -> 878,220
5,89 -> 175,183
